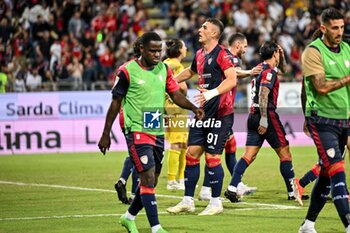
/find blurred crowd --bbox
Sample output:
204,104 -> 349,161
0,0 -> 350,93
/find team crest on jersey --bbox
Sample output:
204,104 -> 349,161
208,58 -> 212,65
233,57 -> 238,64
140,155 -> 148,164
326,148 -> 335,158
158,75 -> 163,82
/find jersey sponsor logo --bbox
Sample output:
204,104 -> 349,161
200,84 -> 209,88
208,145 -> 215,150
140,155 -> 148,164
138,80 -> 146,84
328,60 -> 336,65
326,148 -> 335,158
345,60 -> 350,68
143,110 -> 161,129
202,73 -> 212,79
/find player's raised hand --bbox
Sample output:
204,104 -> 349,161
277,45 -> 285,58
98,135 -> 111,155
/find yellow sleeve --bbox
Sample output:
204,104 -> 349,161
301,47 -> 324,77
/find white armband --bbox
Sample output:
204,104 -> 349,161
259,116 -> 268,128
202,88 -> 219,101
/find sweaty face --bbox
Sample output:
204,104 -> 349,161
141,41 -> 162,67
322,19 -> 344,47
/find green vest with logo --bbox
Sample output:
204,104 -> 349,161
304,38 -> 350,119
122,60 -> 167,135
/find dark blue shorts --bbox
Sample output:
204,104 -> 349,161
306,116 -> 348,168
187,114 -> 233,154
245,111 -> 289,148
126,132 -> 164,174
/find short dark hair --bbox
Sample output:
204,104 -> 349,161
228,33 -> 246,46
205,18 -> 224,37
165,38 -> 183,58
140,32 -> 162,46
259,41 -> 278,60
320,8 -> 344,25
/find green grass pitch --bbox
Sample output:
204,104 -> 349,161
0,146 -> 349,233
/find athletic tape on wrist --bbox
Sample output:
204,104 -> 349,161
260,117 -> 268,128
202,88 -> 219,101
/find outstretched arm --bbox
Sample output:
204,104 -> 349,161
236,64 -> 263,78
309,73 -> 350,95
98,97 -> 122,155
176,67 -> 196,83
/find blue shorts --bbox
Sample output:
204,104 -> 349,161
306,116 -> 348,168
245,111 -> 289,148
187,114 -> 233,154
126,132 -> 164,174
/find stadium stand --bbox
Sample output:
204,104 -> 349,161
1,0 -> 350,93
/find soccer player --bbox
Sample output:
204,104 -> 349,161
297,8 -> 350,233
167,18 -> 237,215
163,38 -> 189,191
198,32 -> 261,200
98,32 -> 204,233
115,38 -> 142,204
224,41 -> 301,205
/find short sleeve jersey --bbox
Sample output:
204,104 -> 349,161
191,44 -> 235,119
250,63 -> 279,113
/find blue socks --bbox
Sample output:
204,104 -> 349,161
140,185 -> 159,227
120,156 -> 134,181
184,164 -> 200,197
331,171 -> 350,227
306,175 -> 330,222
225,152 -> 237,175
207,164 -> 224,197
230,158 -> 249,187
280,160 -> 295,193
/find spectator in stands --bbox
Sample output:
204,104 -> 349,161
83,52 -> 97,90
68,11 -> 86,40
32,14 -> 50,42
67,56 -> 83,90
50,38 -> 62,72
26,65 -> 42,92
13,71 -> 26,92
99,46 -> 114,80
